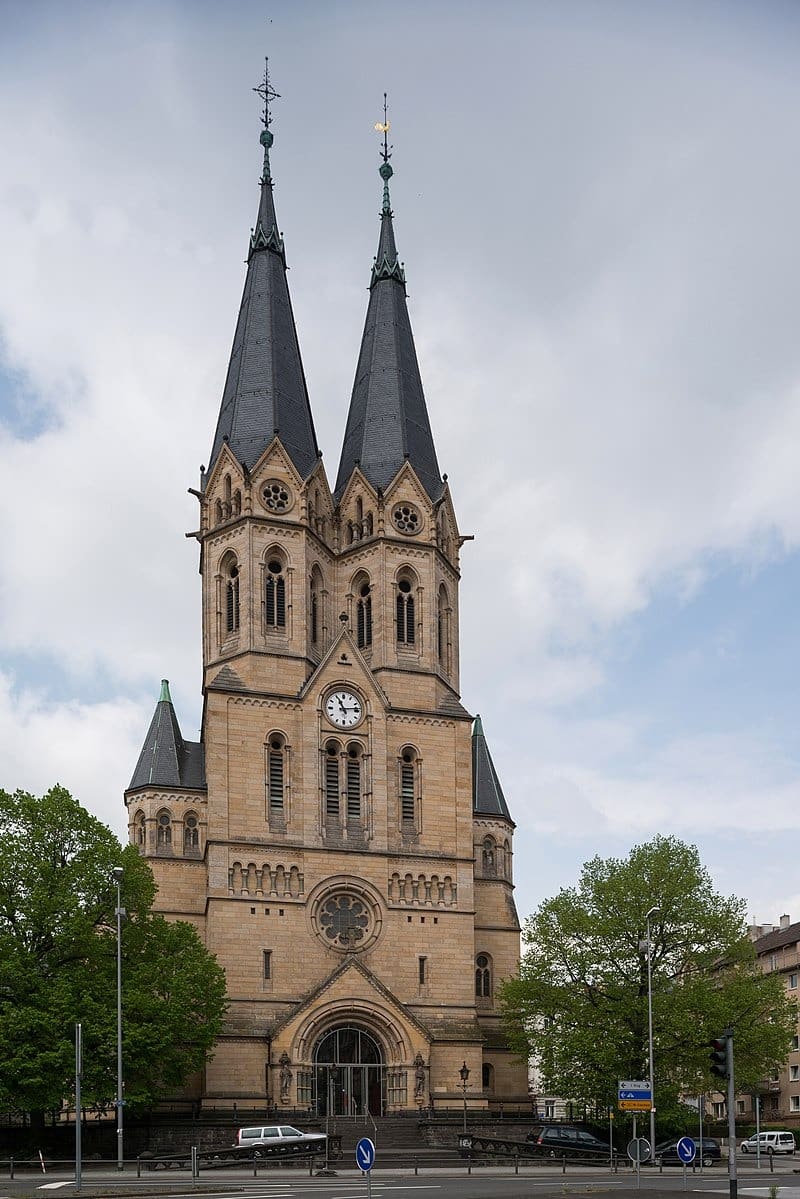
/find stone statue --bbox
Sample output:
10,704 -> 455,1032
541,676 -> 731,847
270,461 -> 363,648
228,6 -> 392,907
413,1052 -> 427,1100
279,1052 -> 292,1104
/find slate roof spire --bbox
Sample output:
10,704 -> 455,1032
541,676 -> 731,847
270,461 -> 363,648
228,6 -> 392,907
472,715 -> 512,821
128,681 -> 206,791
334,97 -> 442,502
208,60 -> 319,483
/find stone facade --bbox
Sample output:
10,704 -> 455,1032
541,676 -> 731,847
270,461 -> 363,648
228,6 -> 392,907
125,105 -> 527,1115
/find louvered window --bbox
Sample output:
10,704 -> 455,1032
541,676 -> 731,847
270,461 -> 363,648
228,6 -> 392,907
357,583 -> 372,648
310,588 -> 318,643
396,579 -> 415,644
268,740 -> 284,813
401,760 -> 415,822
325,747 -> 340,816
346,752 -> 361,819
265,559 -> 286,628
226,567 -> 240,633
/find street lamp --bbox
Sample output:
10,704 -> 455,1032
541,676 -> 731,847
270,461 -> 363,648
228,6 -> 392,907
112,867 -> 125,1171
459,1062 -> 470,1134
643,905 -> 660,1157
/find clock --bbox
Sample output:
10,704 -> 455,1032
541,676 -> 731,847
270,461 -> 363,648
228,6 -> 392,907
325,690 -> 363,728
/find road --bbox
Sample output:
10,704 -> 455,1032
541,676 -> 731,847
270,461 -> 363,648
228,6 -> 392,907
1,1159 -> 799,1199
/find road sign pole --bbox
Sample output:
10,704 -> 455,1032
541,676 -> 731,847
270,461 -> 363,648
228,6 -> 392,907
726,1032 -> 737,1199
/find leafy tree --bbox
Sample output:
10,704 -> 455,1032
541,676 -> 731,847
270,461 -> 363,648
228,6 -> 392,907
0,786 -> 227,1122
501,835 -> 794,1120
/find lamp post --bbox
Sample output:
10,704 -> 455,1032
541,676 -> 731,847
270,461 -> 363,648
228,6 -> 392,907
459,1062 -> 470,1134
112,867 -> 124,1171
644,905 -> 660,1157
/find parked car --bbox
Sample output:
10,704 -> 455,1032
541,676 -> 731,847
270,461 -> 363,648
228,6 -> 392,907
655,1137 -> 721,1167
235,1125 -> 327,1153
740,1131 -> 795,1155
526,1126 -> 610,1158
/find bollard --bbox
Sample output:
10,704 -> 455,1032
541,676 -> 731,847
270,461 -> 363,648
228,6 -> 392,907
770,1154 -> 775,1174
467,1154 -> 472,1175
9,1159 -> 13,1180
191,1146 -> 198,1180
253,1152 -> 260,1178
309,1155 -> 313,1177
514,1149 -> 519,1176
414,1156 -> 418,1176
562,1154 -> 567,1174
136,1157 -> 141,1179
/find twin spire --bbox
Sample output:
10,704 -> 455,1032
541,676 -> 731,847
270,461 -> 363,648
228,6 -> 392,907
207,73 -> 442,503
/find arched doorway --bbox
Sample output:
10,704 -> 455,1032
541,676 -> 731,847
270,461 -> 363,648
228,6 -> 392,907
314,1026 -> 384,1117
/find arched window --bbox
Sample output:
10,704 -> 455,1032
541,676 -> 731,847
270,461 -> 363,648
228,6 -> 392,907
356,580 -> 372,649
437,585 -> 449,666
396,575 -> 416,645
364,511 -> 373,537
482,837 -> 496,875
267,734 -> 286,815
134,810 -> 146,846
475,953 -> 492,998
223,474 -> 232,519
399,747 -> 418,825
157,810 -> 172,847
310,566 -> 323,648
482,1063 -> 494,1091
346,743 -> 362,820
184,812 -> 199,850
225,560 -> 240,634
232,489 -> 241,517
214,498 -> 223,525
355,497 -> 363,530
265,557 -> 286,628
325,741 -> 340,817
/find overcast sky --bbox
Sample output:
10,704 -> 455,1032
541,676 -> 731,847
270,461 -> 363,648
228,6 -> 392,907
2,0 -> 799,929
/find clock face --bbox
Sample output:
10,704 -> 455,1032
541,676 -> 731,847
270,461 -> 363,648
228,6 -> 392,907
325,690 -> 363,728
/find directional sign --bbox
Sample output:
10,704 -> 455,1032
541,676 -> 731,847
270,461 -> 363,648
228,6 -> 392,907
676,1136 -> 696,1164
619,1099 -> 653,1111
618,1079 -> 652,1111
356,1137 -> 376,1172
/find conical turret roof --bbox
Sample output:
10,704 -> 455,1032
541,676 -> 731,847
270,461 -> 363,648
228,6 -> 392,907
128,680 -> 205,791
472,715 -> 512,821
208,103 -> 319,481
335,136 -> 441,501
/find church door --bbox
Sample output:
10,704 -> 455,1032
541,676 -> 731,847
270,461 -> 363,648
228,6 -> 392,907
314,1026 -> 384,1117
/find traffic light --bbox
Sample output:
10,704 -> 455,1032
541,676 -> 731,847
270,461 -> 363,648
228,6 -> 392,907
709,1035 -> 729,1080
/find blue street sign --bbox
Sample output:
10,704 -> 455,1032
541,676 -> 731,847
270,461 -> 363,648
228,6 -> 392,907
619,1090 -> 651,1100
356,1137 -> 376,1172
676,1136 -> 696,1164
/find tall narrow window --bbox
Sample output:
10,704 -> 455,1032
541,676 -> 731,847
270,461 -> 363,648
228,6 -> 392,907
135,811 -> 146,846
346,746 -> 361,819
475,954 -> 492,998
400,751 -> 416,823
437,586 -> 448,666
267,737 -> 285,814
325,743 -> 340,816
357,582 -> 372,648
418,956 -> 427,985
265,559 -> 286,628
263,949 -> 272,980
310,587 -> 318,644
396,578 -> 415,644
157,810 -> 172,847
226,564 -> 240,633
184,812 -> 199,850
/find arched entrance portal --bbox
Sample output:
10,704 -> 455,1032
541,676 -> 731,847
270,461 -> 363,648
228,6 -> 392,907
314,1026 -> 384,1117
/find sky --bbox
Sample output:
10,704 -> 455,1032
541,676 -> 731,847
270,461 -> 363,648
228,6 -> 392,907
1,0 -> 799,930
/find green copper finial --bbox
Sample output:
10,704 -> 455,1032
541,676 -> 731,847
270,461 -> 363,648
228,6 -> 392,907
159,679 -> 172,703
253,57 -> 280,184
375,92 -> 393,213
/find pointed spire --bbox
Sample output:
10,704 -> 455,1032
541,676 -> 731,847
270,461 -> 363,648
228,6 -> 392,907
334,98 -> 442,502
128,681 -> 206,791
472,715 -> 512,821
208,61 -> 319,483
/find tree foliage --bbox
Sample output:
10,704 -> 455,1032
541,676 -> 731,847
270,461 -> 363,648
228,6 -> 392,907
0,786 -> 227,1116
501,835 -> 794,1116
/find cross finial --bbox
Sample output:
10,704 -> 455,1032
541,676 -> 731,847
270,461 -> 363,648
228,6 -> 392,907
253,57 -> 280,184
374,93 -> 394,213
253,57 -> 280,130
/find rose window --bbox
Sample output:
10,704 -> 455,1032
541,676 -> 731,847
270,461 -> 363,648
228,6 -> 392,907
319,894 -> 370,948
262,481 -> 291,512
392,504 -> 420,534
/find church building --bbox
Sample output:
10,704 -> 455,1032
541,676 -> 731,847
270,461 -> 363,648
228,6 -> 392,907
125,78 -> 526,1116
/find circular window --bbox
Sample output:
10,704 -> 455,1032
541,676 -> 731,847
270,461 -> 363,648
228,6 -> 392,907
309,879 -> 384,954
393,504 -> 420,535
261,480 -> 292,513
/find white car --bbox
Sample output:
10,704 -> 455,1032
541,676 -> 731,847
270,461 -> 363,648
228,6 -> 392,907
236,1124 -> 327,1153
740,1131 -> 795,1155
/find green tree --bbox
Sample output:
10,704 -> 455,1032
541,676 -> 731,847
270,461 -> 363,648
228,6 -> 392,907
501,835 -> 793,1117
0,786 -> 227,1121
